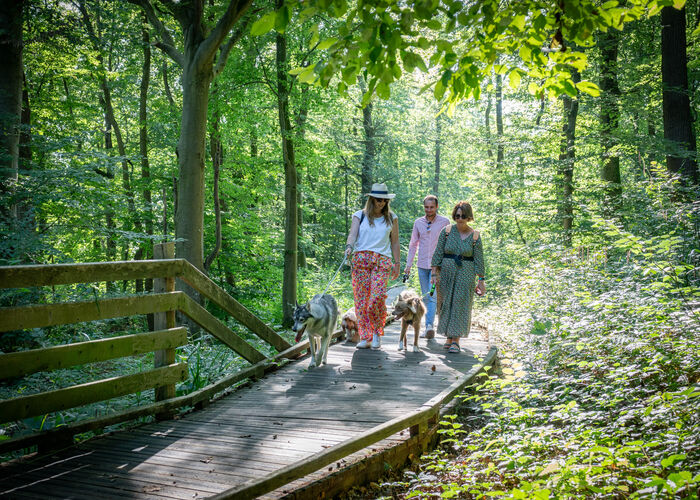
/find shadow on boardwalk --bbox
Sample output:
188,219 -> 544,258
0,317 -> 491,499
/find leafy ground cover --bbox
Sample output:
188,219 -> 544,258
349,235 -> 699,499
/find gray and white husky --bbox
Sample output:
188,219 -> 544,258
292,294 -> 338,369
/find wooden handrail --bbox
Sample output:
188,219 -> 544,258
0,259 -> 184,288
179,293 -> 266,364
0,259 -> 291,353
179,261 -> 292,352
0,327 -> 187,379
0,362 -> 188,424
0,257 -> 303,455
0,292 -> 182,332
210,346 -> 499,500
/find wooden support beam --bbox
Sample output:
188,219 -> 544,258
179,261 -> 292,353
0,292 -> 182,332
0,259 -> 184,288
0,327 -> 187,379
0,362 -> 187,424
179,293 -> 266,364
153,242 -> 177,409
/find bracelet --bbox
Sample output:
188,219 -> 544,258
345,243 -> 353,249
478,277 -> 485,281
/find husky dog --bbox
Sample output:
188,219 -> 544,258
341,307 -> 359,343
292,294 -> 339,368
391,289 -> 426,352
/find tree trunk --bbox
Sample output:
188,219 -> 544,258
359,79 -> 375,195
295,87 -> 309,267
276,30 -> 297,327
495,72 -> 504,233
0,0 -> 23,225
558,70 -> 581,247
433,114 -> 441,196
204,86 -> 222,274
600,29 -> 622,217
137,15 -> 153,307
485,92 -> 493,160
661,6 -> 698,185
177,60 -> 212,271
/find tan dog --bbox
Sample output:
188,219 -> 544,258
391,290 -> 426,352
341,307 -> 360,343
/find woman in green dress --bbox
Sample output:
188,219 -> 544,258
430,201 -> 486,353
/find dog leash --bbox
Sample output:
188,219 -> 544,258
322,253 -> 348,295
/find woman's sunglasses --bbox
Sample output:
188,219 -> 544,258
454,214 -> 469,219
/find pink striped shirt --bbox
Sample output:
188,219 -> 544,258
405,215 -> 450,270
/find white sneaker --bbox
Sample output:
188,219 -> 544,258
371,335 -> 381,349
356,339 -> 370,349
420,325 -> 434,338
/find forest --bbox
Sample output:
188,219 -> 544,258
1,0 -> 699,497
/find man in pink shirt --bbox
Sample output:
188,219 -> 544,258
403,195 -> 450,338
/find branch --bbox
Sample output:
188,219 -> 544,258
195,0 -> 253,72
213,13 -> 255,78
153,40 -> 185,67
127,0 -> 184,67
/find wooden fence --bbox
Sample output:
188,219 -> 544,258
0,242 -> 311,455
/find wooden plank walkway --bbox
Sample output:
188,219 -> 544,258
0,315 -> 491,499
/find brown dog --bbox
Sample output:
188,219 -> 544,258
391,290 -> 426,352
341,307 -> 360,343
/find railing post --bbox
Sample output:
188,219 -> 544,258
153,242 -> 177,419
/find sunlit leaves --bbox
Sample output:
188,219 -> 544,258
250,12 -> 276,37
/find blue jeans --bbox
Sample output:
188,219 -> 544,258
418,267 -> 437,329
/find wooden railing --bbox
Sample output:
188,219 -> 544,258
0,242 -> 309,455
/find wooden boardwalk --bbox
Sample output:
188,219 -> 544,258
0,318 -> 491,499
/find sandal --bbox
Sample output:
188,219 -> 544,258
448,343 -> 461,353
443,340 -> 453,350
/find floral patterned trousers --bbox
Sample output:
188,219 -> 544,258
351,251 -> 392,340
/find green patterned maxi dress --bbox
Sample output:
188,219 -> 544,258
431,226 -> 485,338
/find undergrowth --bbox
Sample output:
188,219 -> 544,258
368,225 -> 699,499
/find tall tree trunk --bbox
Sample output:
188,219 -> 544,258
15,72 -> 35,263
177,60 -> 211,271
558,70 -> 581,248
358,79 -> 375,195
600,29 -> 622,217
661,6 -> 698,185
433,114 -> 441,196
495,72 -> 504,234
276,30 -> 297,327
137,15 -> 153,305
295,87 -> 309,267
204,84 -> 222,274
0,0 -> 23,228
485,92 -> 493,159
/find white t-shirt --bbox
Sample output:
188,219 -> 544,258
353,209 -> 397,258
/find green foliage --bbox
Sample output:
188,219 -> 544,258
377,181 -> 699,498
252,0 -> 681,104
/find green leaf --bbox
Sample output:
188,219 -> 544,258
317,37 -> 338,50
509,69 -> 521,89
576,80 -> 600,97
275,6 -> 291,33
251,12 -> 276,36
297,65 -> 317,84
512,15 -> 526,31
661,453 -> 686,468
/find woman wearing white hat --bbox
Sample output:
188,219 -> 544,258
344,183 -> 401,349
